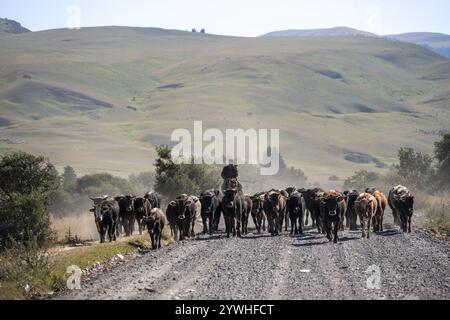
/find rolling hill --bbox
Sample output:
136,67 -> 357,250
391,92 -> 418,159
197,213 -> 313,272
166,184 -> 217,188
0,26 -> 449,187
262,27 -> 377,38
386,32 -> 450,59
0,18 -> 31,36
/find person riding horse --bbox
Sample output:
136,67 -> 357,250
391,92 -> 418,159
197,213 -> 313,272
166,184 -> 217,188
221,164 -> 243,193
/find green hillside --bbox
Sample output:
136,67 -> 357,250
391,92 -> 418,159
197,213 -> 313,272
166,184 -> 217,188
0,26 -> 449,187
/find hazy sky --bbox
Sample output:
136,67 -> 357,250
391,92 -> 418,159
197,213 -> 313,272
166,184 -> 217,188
2,0 -> 450,36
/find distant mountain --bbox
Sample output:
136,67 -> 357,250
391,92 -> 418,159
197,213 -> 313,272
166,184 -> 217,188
0,18 -> 31,36
261,27 -> 377,38
386,32 -> 450,59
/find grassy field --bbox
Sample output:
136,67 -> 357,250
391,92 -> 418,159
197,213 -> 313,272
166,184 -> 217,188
0,229 -> 173,300
0,27 -> 449,187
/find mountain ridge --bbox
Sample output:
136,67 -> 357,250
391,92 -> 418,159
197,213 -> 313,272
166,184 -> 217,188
0,18 -> 31,36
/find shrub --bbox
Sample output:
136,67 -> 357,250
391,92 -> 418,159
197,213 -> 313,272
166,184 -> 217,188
0,152 -> 58,249
343,170 -> 380,191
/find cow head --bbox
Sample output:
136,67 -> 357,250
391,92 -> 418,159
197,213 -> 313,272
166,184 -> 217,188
288,193 -> 302,213
123,195 -> 135,213
200,190 -> 216,214
146,210 -> 160,235
134,197 -> 148,214
269,191 -> 282,212
90,197 -> 109,223
365,188 -> 377,195
285,187 -> 297,196
323,192 -> 343,216
251,196 -> 261,213
396,193 -> 415,215
223,189 -> 238,209
174,194 -> 192,220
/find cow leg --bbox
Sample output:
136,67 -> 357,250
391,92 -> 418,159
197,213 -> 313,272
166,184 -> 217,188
326,220 -> 332,241
236,216 -> 241,238
360,215 -> 366,238
408,215 -> 412,233
305,210 -> 309,227
334,220 -> 339,243
285,212 -> 289,232
201,215 -> 208,235
209,214 -> 214,235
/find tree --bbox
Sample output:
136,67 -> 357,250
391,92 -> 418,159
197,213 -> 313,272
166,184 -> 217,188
72,173 -> 135,197
343,170 -> 380,191
0,152 -> 58,249
154,146 -> 220,200
200,28 -> 206,34
63,166 -> 77,189
0,152 -> 59,197
434,134 -> 450,189
191,28 -> 197,33
395,147 -> 433,187
434,134 -> 450,163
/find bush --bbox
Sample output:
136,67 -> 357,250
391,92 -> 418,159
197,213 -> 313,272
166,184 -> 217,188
0,152 -> 59,197
72,173 -> 135,196
394,147 -> 433,189
0,152 -> 58,249
0,192 -> 56,248
0,239 -> 53,298
343,170 -> 380,191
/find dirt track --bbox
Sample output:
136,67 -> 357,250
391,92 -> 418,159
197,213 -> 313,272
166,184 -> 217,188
55,213 -> 449,300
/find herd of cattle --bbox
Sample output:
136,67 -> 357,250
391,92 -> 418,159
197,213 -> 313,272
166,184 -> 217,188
89,185 -> 415,249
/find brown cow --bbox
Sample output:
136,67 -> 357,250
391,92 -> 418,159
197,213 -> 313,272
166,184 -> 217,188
263,190 -> 287,236
371,191 -> 387,232
355,193 -> 378,239
250,192 -> 266,234
145,208 -> 167,250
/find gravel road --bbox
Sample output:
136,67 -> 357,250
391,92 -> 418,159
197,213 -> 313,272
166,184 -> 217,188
55,213 -> 449,300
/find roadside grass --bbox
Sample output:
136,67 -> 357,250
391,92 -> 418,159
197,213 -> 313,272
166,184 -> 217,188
419,194 -> 450,236
0,228 -> 173,300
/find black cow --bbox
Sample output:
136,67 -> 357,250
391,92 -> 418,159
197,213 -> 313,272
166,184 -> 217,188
200,190 -> 221,235
222,189 -> 245,238
287,191 -> 304,235
118,195 -> 135,237
344,190 -> 359,231
322,191 -> 346,243
167,195 -> 200,241
242,196 -> 253,235
145,192 -> 162,209
388,185 -> 414,233
301,188 -> 325,233
134,197 -> 152,235
90,197 -> 120,243
301,188 -> 324,230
